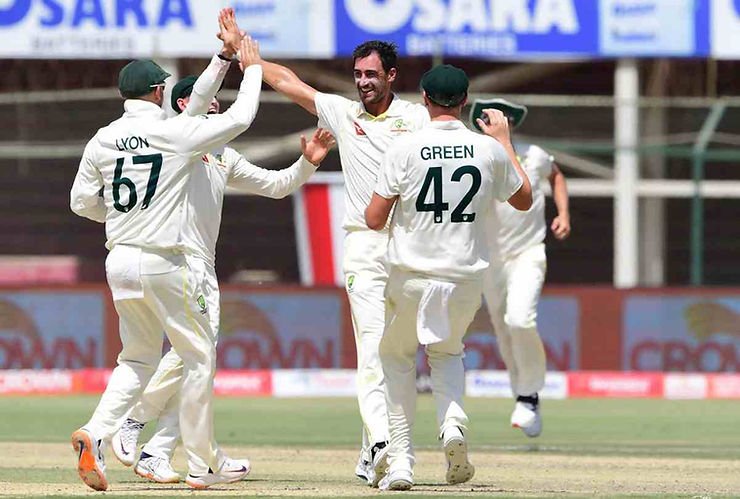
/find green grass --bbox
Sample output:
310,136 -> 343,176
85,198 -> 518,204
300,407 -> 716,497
1,396 -> 739,460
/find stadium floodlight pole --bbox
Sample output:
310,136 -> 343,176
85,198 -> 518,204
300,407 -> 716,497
690,100 -> 727,286
613,58 -> 639,289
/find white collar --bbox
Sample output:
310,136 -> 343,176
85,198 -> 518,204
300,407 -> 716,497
123,99 -> 167,120
426,119 -> 466,130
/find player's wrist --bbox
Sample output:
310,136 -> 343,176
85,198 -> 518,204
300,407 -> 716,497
218,49 -> 235,61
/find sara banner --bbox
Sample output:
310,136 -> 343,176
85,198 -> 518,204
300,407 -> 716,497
0,0 -> 334,58
335,0 -> 710,58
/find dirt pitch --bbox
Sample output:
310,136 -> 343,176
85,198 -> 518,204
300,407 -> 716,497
0,442 -> 737,498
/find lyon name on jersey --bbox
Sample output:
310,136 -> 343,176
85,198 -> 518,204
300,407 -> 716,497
376,121 -> 522,281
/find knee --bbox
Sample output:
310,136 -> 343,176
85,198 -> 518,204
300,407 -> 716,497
504,310 -> 537,330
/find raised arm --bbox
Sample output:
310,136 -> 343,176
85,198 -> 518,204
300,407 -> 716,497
227,129 -> 335,198
167,37 -> 263,157
70,141 -> 106,223
235,28 -> 318,115
477,109 -> 532,211
548,163 -> 571,239
185,8 -> 240,116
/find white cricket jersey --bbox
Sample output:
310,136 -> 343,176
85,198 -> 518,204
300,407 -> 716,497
180,148 -> 318,265
487,143 -> 554,260
70,65 -> 263,251
375,120 -> 522,281
314,92 -> 430,231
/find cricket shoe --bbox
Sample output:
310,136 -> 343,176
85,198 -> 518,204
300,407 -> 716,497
134,452 -> 181,483
185,457 -> 251,489
71,428 -> 108,491
379,468 -> 414,491
354,453 -> 374,485
112,418 -> 145,466
369,441 -> 390,488
511,394 -> 542,438
442,426 -> 475,485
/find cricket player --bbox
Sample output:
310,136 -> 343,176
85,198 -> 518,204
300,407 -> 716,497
69,35 -> 263,491
365,65 -> 532,491
471,99 -> 571,438
242,38 -> 430,485
110,73 -> 335,484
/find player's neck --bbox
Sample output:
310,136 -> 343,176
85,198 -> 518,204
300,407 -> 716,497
363,93 -> 394,117
429,110 -> 461,122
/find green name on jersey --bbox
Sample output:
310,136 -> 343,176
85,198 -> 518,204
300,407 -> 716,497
420,145 -> 473,161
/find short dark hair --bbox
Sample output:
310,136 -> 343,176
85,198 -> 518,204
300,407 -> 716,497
352,40 -> 398,73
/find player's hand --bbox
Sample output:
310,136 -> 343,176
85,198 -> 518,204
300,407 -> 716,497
551,214 -> 571,240
301,128 -> 336,166
216,8 -> 242,59
238,36 -> 261,71
477,109 -> 511,146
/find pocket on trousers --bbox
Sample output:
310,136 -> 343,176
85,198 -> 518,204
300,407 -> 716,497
106,246 -> 144,301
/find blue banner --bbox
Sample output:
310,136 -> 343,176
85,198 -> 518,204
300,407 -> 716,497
335,0 -> 710,58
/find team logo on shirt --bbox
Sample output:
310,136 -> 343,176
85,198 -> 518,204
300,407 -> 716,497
197,294 -> 208,315
353,121 -> 367,137
346,274 -> 356,293
391,118 -> 409,133
201,153 -> 227,169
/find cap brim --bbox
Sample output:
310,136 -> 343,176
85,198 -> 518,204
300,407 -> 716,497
469,98 -> 528,132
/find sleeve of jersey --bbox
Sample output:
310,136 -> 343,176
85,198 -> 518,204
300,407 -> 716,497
70,141 -> 106,223
314,92 -> 350,136
492,143 -> 524,202
374,144 -> 403,199
529,144 -> 556,180
227,152 -> 318,199
184,54 -> 231,117
166,64 -> 263,157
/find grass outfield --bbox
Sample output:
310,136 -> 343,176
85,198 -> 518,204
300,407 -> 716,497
0,396 -> 738,497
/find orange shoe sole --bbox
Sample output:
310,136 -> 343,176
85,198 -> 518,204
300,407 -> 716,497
71,430 -> 108,491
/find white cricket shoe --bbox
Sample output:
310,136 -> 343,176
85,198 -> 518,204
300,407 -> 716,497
135,454 -> 181,483
442,426 -> 475,485
511,394 -> 542,438
71,428 -> 108,491
354,452 -> 374,485
185,457 -> 251,489
369,441 -> 390,488
112,418 -> 145,466
379,468 -> 414,491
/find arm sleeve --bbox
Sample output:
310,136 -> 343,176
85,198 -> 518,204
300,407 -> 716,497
183,54 -> 231,117
375,142 -> 405,199
227,152 -> 318,199
314,92 -> 351,136
528,144 -> 556,180
70,141 -> 106,223
492,142 -> 524,202
165,65 -> 263,157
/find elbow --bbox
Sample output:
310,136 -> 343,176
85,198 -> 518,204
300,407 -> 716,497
509,188 -> 533,211
512,197 -> 533,211
365,210 -> 384,231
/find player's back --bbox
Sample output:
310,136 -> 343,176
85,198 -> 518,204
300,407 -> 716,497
384,120 -> 520,281
89,101 -> 195,250
490,143 -> 553,259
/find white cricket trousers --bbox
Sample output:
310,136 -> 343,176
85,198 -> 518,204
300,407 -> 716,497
84,246 -> 221,475
379,268 -> 482,473
127,256 -> 221,462
482,243 -> 547,397
344,229 -> 390,452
